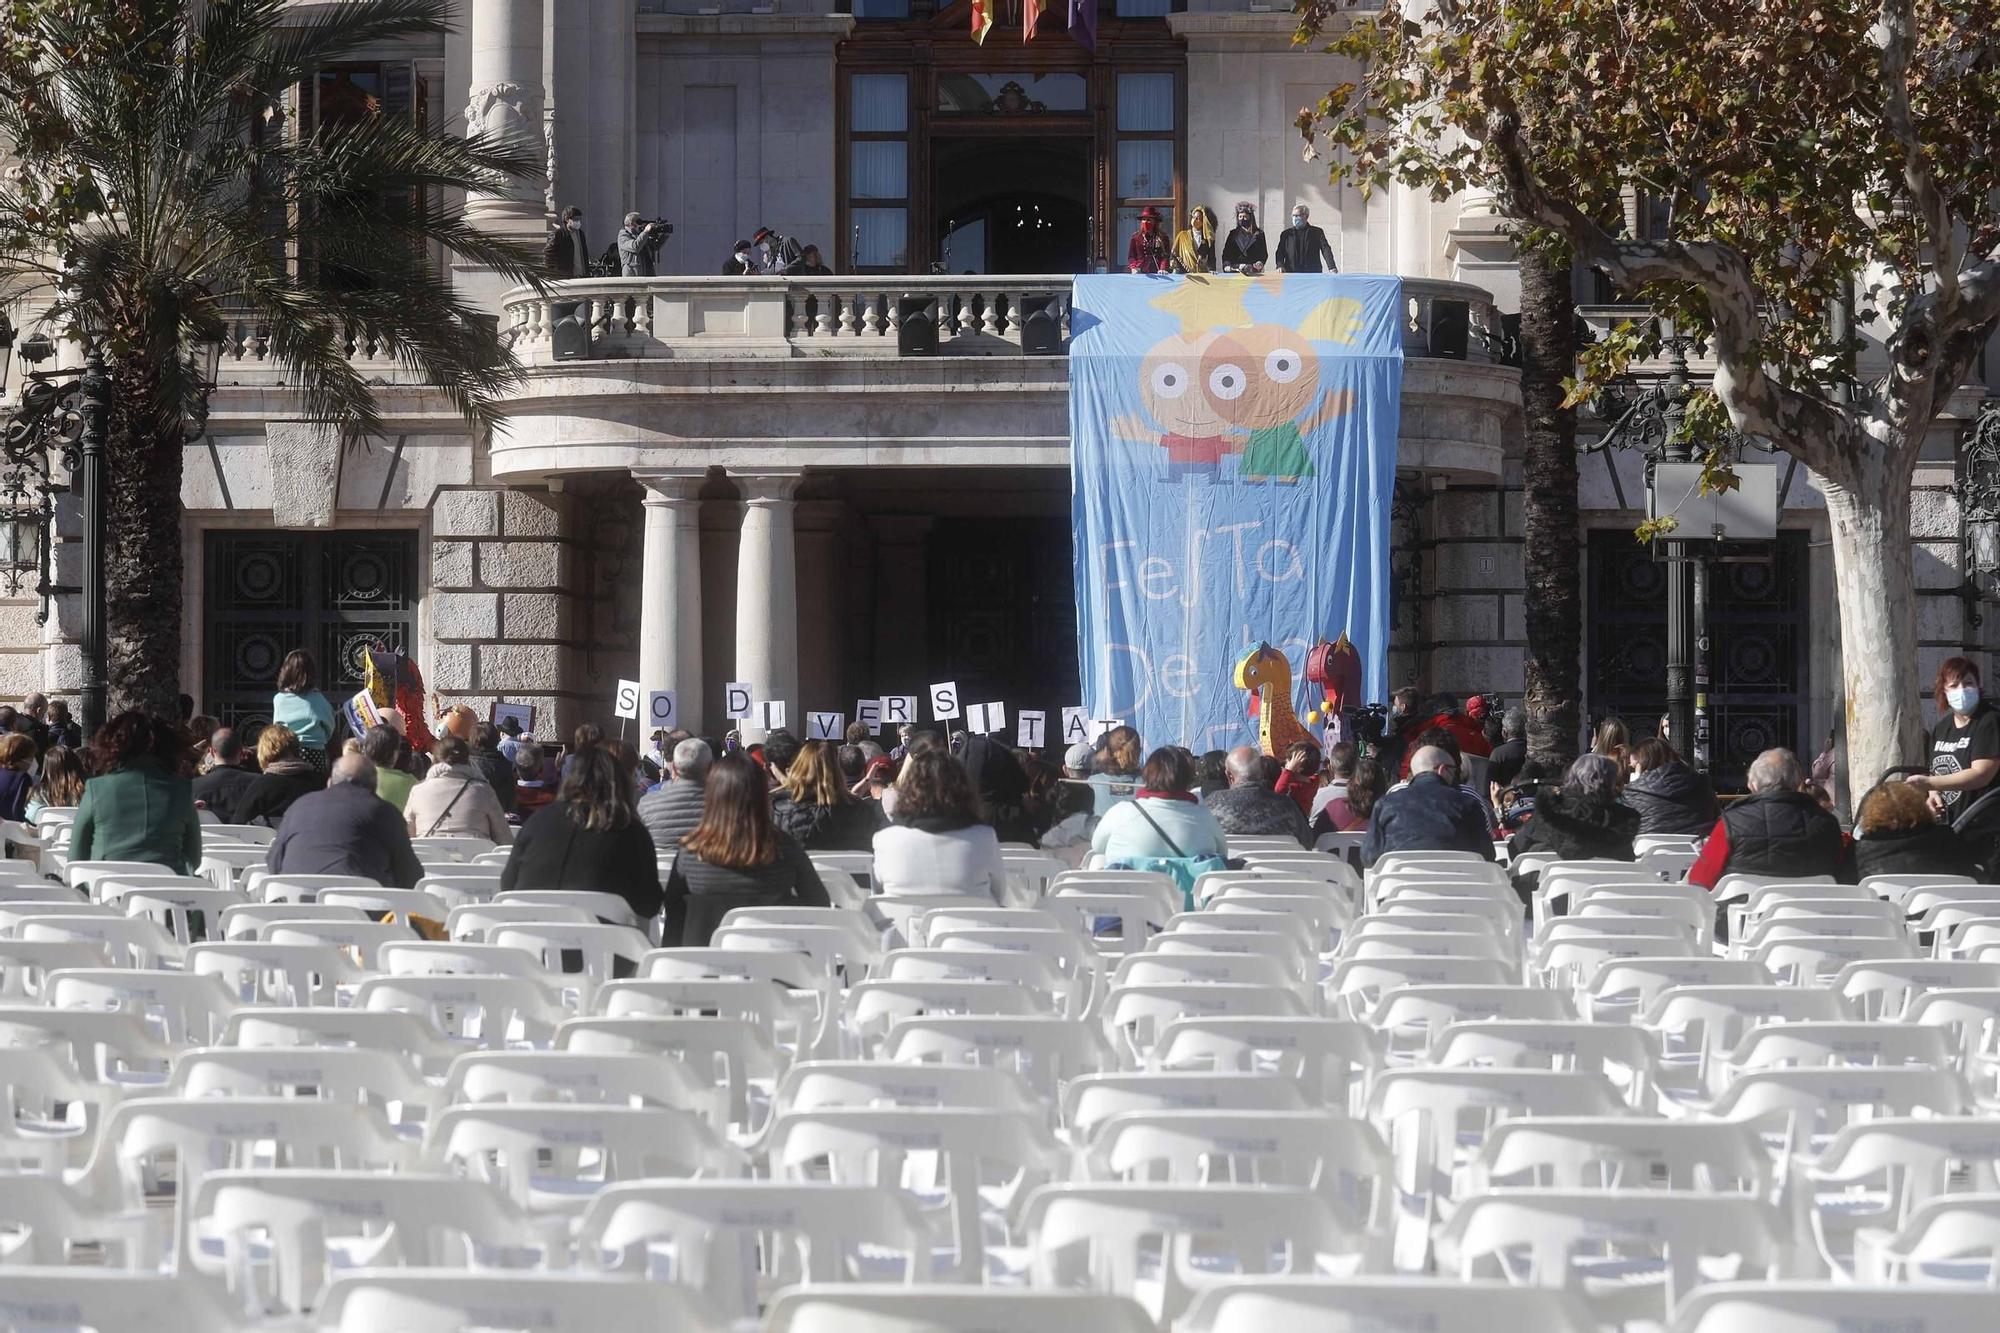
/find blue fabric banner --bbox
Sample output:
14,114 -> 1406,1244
1069,274 -> 1404,750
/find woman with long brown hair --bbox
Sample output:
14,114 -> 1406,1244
872,748 -> 1007,899
663,753 -> 828,944
772,738 -> 883,851
502,745 -> 661,917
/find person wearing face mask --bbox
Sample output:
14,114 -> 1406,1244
1171,205 -> 1216,274
1274,203 -> 1337,274
1907,655 -> 2000,822
1126,206 -> 1170,274
1360,744 -> 1497,868
1219,202 -> 1267,274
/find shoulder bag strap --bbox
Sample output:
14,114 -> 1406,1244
1128,800 -> 1188,860
423,777 -> 474,838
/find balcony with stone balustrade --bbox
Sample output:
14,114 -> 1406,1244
485,274 -> 1524,485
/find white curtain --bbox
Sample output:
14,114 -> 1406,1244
851,74 -> 907,133
1116,73 -> 1174,131
1117,140 -> 1173,199
854,208 -> 907,268
850,142 -> 906,200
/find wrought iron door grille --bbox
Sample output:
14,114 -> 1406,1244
204,530 -> 419,731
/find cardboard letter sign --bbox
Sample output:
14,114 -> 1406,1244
645,689 -> 677,730
807,711 -> 845,741
757,700 -> 787,731
882,695 -> 916,727
724,682 -> 753,721
929,681 -> 960,722
855,698 -> 884,734
613,679 -> 642,721
966,702 -> 1006,735
1017,710 -> 1047,749
1061,707 -> 1092,744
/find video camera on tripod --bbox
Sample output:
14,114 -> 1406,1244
588,217 -> 674,277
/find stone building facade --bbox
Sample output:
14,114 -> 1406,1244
0,0 -> 1988,789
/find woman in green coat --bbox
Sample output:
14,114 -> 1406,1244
70,712 -> 202,875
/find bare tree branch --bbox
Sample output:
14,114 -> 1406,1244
1875,0 -> 1958,315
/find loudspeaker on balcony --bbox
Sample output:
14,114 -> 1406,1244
897,298 -> 939,356
1429,299 -> 1470,360
1018,297 -> 1063,356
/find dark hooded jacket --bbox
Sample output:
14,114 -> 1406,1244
958,734 -> 1034,845
1852,819 -> 1985,881
1508,787 -> 1641,863
1621,761 -> 1720,836
771,793 -> 884,852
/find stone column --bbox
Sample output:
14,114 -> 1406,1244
637,470 -> 706,735
732,471 -> 804,741
463,0 -> 547,238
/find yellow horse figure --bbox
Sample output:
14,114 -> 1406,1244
1233,642 -> 1318,758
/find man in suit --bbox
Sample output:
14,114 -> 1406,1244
1274,203 -> 1337,274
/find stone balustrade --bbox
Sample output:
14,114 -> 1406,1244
501,274 -> 1507,364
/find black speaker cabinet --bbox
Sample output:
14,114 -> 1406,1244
550,302 -> 590,360
897,298 -> 939,356
1428,298 -> 1470,360
1019,297 -> 1063,355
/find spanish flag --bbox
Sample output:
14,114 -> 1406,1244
971,0 -> 993,43
1024,0 -> 1044,39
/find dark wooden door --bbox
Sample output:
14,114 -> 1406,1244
927,517 -> 1080,716
204,530 -> 420,729
1587,529 -> 1809,792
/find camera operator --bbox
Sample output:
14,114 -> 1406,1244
617,212 -> 671,278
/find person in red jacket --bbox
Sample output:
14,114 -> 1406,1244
1272,741 -> 1320,820
1126,206 -> 1170,274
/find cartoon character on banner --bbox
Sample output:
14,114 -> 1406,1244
1304,633 -> 1363,746
1204,325 -> 1355,484
1233,641 -> 1318,758
1121,281 -> 1365,485
1113,330 -> 1244,484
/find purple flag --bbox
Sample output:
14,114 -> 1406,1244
1068,0 -> 1096,50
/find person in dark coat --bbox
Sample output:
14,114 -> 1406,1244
233,724 -> 327,828
192,727 -> 258,823
664,753 -> 829,945
0,733 -> 35,823
1219,202 -> 1267,273
266,755 -> 424,888
770,739 -> 884,852
543,206 -> 590,277
1507,754 -> 1641,885
468,722 -> 517,816
1361,745 -> 1496,867
1273,203 -> 1336,273
638,737 -> 712,855
1689,747 -> 1852,888
1851,780 -> 1986,881
501,744 -> 662,920
956,732 -> 1034,846
1620,737 -> 1720,836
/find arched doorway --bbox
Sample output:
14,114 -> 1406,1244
933,136 -> 1091,274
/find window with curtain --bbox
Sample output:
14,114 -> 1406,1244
853,209 -> 908,268
848,73 -> 909,271
1113,71 -> 1177,261
852,0 -> 912,16
1117,73 -> 1174,131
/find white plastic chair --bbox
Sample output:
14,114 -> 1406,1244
259,872 -> 381,903
19,911 -> 182,968
764,1287 -> 1156,1333
1178,1279 -> 1595,1333
219,1005 -> 465,1078
1669,1281 -> 1998,1333
265,917 -> 419,968
0,1271 -> 258,1333
219,901 -> 370,939
44,966 -> 239,1046
186,939 -> 364,1006
197,845 -> 272,891
408,834 -> 495,862
765,1105 -> 1064,1282
555,1014 -> 789,1138
492,921 -> 654,1000
442,1048 -> 727,1131
357,972 -> 569,1048
186,1169 -> 540,1315
1024,1182 -> 1369,1322
1440,1189 -> 1786,1325
494,887 -> 646,931
576,1180 -> 931,1321
424,1102 -> 745,1217
315,1271 -> 726,1333
1471,1116 -> 1770,1194
882,1013 -> 1118,1105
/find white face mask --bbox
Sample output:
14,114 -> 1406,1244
1949,684 -> 1981,713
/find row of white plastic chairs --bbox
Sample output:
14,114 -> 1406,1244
5,844 -> 2000,1330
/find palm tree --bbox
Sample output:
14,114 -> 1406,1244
1517,242 -> 1581,772
0,0 -> 541,723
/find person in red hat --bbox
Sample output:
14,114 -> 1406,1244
1126,206 -> 1170,274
